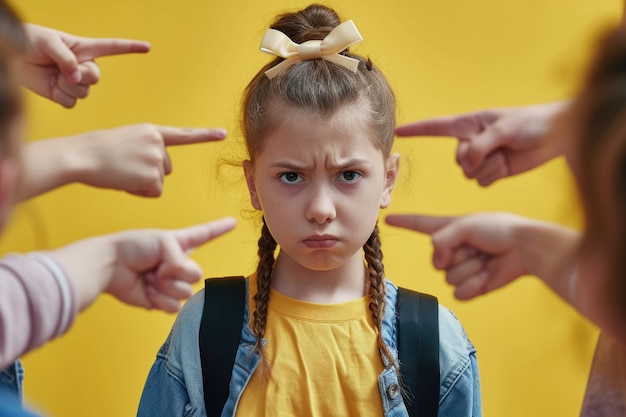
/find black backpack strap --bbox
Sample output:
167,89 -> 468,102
397,287 -> 440,417
199,276 -> 246,417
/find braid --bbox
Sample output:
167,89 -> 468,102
363,224 -> 397,372
253,217 -> 276,376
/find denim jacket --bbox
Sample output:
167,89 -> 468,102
0,361 -> 23,406
0,361 -> 39,416
137,278 -> 481,417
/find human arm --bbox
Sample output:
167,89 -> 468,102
21,24 -> 150,108
385,213 -> 581,302
0,217 -> 236,369
0,399 -> 39,417
18,124 -> 227,200
436,306 -> 482,417
387,213 -> 626,341
396,101 -> 569,186
136,346 -> 192,417
439,352 -> 481,417
137,291 -> 208,417
580,333 -> 626,416
0,253 -> 78,369
52,217 -> 237,312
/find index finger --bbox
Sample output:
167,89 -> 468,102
175,217 -> 237,251
396,116 -> 464,138
157,126 -> 228,146
385,214 -> 456,235
75,38 -> 150,61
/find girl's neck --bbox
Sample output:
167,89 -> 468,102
270,250 -> 368,304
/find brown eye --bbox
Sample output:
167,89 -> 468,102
338,171 -> 361,183
279,172 -> 303,184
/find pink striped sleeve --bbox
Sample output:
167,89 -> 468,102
0,253 -> 77,369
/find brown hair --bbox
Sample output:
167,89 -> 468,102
0,0 -> 26,54
242,4 -> 397,375
0,0 -> 26,158
563,24 -> 626,318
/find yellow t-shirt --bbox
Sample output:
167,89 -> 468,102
236,283 -> 385,416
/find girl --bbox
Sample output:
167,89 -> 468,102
137,5 -> 481,417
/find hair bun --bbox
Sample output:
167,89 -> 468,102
270,4 -> 341,44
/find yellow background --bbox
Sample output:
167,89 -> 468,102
2,0 -> 622,415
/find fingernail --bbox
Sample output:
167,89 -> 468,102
214,129 -> 227,138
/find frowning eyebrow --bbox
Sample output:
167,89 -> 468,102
268,158 -> 371,170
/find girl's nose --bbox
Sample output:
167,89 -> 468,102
305,185 -> 337,224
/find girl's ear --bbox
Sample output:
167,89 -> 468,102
380,153 -> 400,209
243,160 -> 262,210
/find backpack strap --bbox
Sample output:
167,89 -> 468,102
397,287 -> 440,417
199,276 -> 246,417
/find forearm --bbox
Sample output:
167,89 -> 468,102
515,219 -> 626,339
0,254 -> 77,368
514,219 -> 582,305
18,136 -> 88,201
50,234 -> 118,311
536,99 -> 571,159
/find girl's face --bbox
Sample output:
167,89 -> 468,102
244,103 -> 399,273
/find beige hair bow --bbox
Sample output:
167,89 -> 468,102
259,20 -> 363,79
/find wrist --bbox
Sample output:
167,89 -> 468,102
58,133 -> 99,186
514,218 -> 581,293
19,138 -> 84,200
541,100 -> 571,158
22,24 -> 39,58
52,234 -> 118,310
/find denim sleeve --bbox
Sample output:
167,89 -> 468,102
0,400 -> 40,417
437,306 -> 482,417
437,351 -> 481,417
137,334 -> 192,417
0,361 -> 23,406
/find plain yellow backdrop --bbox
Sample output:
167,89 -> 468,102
1,0 -> 622,416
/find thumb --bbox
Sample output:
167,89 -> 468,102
174,217 -> 237,252
430,218 -> 478,269
457,129 -> 500,178
40,36 -> 80,83
385,214 -> 456,235
460,128 -> 507,177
